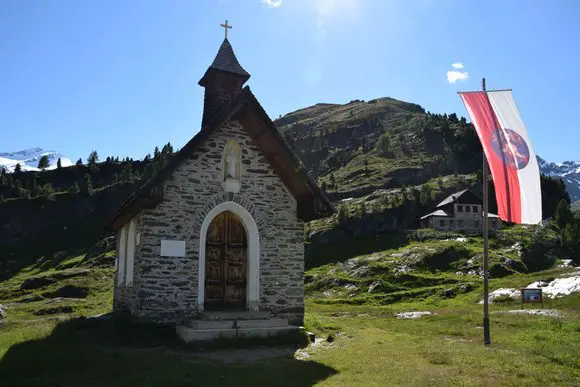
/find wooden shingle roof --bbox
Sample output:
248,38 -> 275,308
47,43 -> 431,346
199,38 -> 250,85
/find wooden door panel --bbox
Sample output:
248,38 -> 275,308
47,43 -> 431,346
204,211 -> 247,310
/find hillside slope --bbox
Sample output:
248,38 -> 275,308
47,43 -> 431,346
276,98 -> 483,200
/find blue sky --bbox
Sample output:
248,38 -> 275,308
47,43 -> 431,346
1,0 -> 579,163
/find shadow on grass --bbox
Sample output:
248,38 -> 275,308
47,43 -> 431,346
305,232 -> 409,269
0,317 -> 338,387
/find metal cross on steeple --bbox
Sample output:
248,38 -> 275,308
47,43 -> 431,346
220,20 -> 232,39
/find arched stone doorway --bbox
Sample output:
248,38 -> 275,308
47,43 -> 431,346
204,211 -> 247,310
198,201 -> 260,312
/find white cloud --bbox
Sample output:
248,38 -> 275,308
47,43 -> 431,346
447,70 -> 469,83
451,62 -> 464,69
262,0 -> 282,8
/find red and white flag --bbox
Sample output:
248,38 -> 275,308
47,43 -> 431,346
459,90 -> 542,224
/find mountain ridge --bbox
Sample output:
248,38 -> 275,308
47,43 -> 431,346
537,156 -> 580,201
0,148 -> 73,172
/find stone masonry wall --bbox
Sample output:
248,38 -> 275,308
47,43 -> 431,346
113,120 -> 305,325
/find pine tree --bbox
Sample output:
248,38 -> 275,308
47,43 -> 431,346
80,174 -> 93,196
555,199 -> 573,230
30,178 -> 38,197
377,133 -> 391,157
57,158 -> 62,169
76,158 -> 83,166
37,155 -> 50,170
144,163 -> 155,180
420,184 -> 433,206
19,187 -> 30,199
358,202 -> 366,217
38,183 -> 54,199
121,163 -> 134,183
336,204 -> 347,224
154,146 -> 160,160
382,195 -> 391,209
14,163 -> 22,173
87,150 -> 99,165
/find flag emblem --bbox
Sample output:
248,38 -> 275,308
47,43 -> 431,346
459,90 -> 542,224
490,128 -> 530,170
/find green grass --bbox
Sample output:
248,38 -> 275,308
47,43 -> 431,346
1,299 -> 579,386
304,301 -> 580,386
1,234 -> 580,385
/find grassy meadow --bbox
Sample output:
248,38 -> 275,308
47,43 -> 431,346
1,231 -> 579,386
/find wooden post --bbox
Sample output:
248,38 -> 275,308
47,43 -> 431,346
482,78 -> 491,346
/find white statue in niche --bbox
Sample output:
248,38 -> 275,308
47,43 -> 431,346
225,149 -> 237,179
222,140 -> 241,193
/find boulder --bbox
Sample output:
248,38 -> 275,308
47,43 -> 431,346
0,304 -> 6,320
489,264 -> 513,278
503,258 -> 526,272
33,305 -> 74,316
20,276 -> 57,290
367,281 -> 382,293
309,228 -> 347,245
43,285 -> 89,299
441,288 -> 455,298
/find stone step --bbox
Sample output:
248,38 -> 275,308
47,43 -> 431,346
186,318 -> 289,330
190,311 -> 271,321
176,325 -> 302,342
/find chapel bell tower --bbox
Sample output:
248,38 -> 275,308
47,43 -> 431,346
198,20 -> 251,127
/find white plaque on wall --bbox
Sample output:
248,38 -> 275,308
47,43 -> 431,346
160,240 -> 186,257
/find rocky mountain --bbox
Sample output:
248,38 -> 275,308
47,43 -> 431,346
275,97 -> 483,201
538,157 -> 580,202
0,148 -> 73,173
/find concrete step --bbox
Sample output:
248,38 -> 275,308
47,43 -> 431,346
176,325 -> 302,342
190,311 -> 271,321
186,318 -> 289,330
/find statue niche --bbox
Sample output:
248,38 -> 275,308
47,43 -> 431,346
222,140 -> 241,193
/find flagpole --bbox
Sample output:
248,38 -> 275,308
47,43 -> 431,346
482,77 -> 491,346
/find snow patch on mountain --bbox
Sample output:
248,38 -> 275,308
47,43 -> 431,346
0,148 -> 73,173
538,156 -> 580,202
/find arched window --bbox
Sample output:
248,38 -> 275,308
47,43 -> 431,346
126,219 -> 136,286
222,140 -> 241,193
117,226 -> 127,285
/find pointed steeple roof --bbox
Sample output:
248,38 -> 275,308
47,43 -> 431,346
199,38 -> 250,86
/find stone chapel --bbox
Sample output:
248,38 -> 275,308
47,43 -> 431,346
105,33 -> 334,340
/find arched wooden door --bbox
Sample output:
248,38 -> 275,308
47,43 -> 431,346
205,211 -> 247,310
